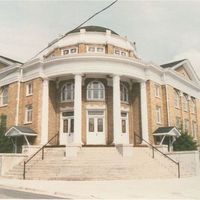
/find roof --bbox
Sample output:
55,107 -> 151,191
160,59 -> 186,69
66,25 -> 119,35
153,126 -> 181,137
5,126 -> 37,137
0,55 -> 23,64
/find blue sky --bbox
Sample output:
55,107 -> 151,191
0,0 -> 200,74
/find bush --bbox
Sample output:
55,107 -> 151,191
0,126 -> 13,153
173,131 -> 197,151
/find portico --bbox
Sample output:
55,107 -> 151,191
40,72 -> 149,147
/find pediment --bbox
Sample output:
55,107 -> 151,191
161,59 -> 200,83
175,65 -> 192,80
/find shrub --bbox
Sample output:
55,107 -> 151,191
0,126 -> 13,153
173,131 -> 197,151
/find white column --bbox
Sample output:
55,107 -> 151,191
140,81 -> 149,142
41,79 -> 49,144
113,75 -> 121,144
74,74 -> 82,144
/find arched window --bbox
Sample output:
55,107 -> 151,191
120,83 -> 128,102
0,86 -> 8,106
61,82 -> 74,102
87,81 -> 105,100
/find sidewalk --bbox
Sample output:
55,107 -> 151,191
0,176 -> 200,199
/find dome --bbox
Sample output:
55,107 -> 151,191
66,25 -> 119,35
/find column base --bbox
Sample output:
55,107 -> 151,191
65,143 -> 82,159
115,144 -> 133,157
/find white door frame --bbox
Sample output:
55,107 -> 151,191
59,111 -> 74,145
86,109 -> 106,145
121,111 -> 129,144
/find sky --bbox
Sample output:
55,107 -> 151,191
0,0 -> 200,75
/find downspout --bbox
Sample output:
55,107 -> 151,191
15,68 -> 23,126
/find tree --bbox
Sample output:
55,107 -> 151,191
173,130 -> 197,151
0,115 -> 13,153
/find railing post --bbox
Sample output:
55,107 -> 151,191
23,161 -> 26,180
42,148 -> 44,160
178,162 -> 180,178
152,147 -> 154,159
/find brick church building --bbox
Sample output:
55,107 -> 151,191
0,26 -> 200,153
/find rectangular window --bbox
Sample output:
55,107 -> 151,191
192,121 -> 197,139
191,98 -> 196,113
26,82 -> 33,96
122,119 -> 126,133
25,105 -> 32,123
63,119 -> 68,133
97,118 -> 103,132
114,48 -> 128,56
176,117 -> 182,129
62,47 -> 77,55
174,90 -> 180,108
89,118 -> 94,132
184,119 -> 189,132
156,106 -> 162,124
154,84 -> 160,98
70,119 -> 74,133
0,86 -> 8,106
87,46 -> 105,53
183,95 -> 189,112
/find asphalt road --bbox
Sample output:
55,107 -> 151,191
0,187 -> 63,199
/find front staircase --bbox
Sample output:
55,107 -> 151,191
3,146 -> 190,180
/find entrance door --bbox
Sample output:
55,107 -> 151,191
87,110 -> 105,144
121,112 -> 129,144
60,111 -> 74,145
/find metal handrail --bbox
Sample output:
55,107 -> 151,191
23,132 -> 59,180
135,133 -> 180,178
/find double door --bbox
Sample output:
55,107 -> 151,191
60,111 -> 74,145
87,110 -> 105,144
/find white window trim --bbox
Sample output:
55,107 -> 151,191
26,82 -> 33,96
192,121 -> 197,139
61,82 -> 74,102
86,45 -> 105,53
184,119 -> 189,132
62,47 -> 78,55
0,86 -> 8,107
154,84 -> 161,98
191,99 -> 196,114
174,90 -> 180,109
87,81 -> 105,101
24,105 -> 33,124
114,48 -> 128,56
120,83 -> 129,103
156,106 -> 162,124
183,95 -> 189,112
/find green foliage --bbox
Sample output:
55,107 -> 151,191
173,130 -> 197,151
0,115 -> 13,153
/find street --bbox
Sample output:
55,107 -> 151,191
0,187 -> 63,199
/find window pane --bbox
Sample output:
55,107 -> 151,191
62,112 -> 74,117
89,118 -> 94,132
63,119 -> 68,133
70,119 -> 74,133
93,90 -> 98,99
97,47 -> 104,52
122,119 -> 126,133
70,48 -> 77,53
88,47 -> 95,52
63,49 -> 69,55
97,118 -> 103,132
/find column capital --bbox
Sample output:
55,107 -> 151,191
73,73 -> 83,77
